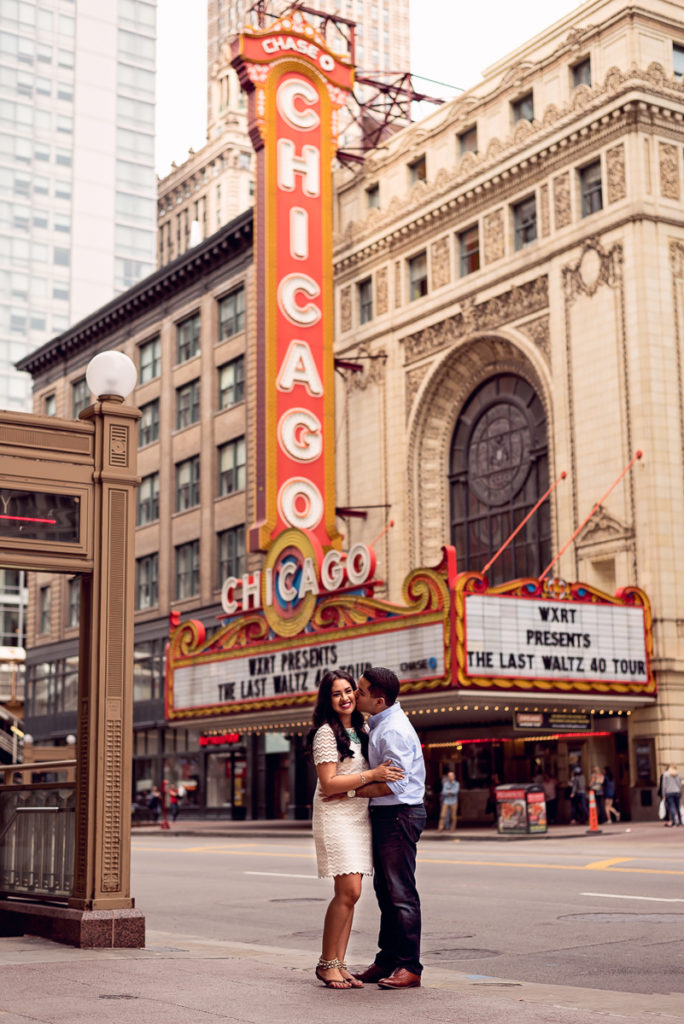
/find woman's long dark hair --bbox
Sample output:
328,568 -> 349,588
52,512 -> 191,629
307,669 -> 369,761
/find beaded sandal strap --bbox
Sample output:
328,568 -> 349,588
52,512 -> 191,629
317,957 -> 344,970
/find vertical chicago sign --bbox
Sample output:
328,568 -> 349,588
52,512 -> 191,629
232,12 -> 353,553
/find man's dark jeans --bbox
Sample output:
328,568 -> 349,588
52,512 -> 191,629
370,803 -> 426,975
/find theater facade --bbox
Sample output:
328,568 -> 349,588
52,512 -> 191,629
18,0 -> 684,823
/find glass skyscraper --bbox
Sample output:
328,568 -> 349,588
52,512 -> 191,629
0,0 -> 158,413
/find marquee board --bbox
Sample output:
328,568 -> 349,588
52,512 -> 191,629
454,573 -> 656,697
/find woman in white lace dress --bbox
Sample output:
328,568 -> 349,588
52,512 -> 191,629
309,670 -> 403,989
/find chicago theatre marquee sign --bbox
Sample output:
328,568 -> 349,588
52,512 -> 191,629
165,12 -> 656,725
166,12 -> 454,723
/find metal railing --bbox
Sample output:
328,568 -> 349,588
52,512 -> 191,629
0,761 -> 76,901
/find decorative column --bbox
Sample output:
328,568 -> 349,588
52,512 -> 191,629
67,396 -> 141,935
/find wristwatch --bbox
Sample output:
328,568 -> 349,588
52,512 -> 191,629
347,773 -> 367,798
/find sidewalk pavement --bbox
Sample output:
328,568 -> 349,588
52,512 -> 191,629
131,816 -> 662,841
1,928 -> 682,1024
1,818 -> 680,1023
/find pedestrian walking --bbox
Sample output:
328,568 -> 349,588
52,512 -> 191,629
351,667 -> 427,990
147,785 -> 162,823
569,766 -> 588,824
661,764 -> 682,827
438,770 -> 459,831
168,783 -> 180,822
603,766 -> 620,823
542,772 -> 558,824
590,765 -> 606,823
309,670 -> 404,990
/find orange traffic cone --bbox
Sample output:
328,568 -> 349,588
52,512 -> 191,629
586,789 -> 602,834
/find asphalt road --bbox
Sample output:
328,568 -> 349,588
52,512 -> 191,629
131,827 -> 684,998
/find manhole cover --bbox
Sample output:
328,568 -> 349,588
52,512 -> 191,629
98,995 -> 139,1000
562,913 -> 684,925
423,948 -> 501,960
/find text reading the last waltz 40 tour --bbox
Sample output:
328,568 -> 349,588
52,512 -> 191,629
465,595 -> 648,684
216,645 -> 350,701
171,622 -> 445,712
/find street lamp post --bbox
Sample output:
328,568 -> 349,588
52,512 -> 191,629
66,352 -> 142,926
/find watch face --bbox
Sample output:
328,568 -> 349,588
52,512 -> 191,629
468,400 -> 531,507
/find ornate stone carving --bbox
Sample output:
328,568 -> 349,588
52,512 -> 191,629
670,240 -> 684,279
606,144 -> 626,202
430,237 -> 450,290
376,265 -> 388,316
334,59 -> 684,252
340,285 -> 352,333
553,172 -> 572,229
483,208 -> 505,264
540,183 -> 550,237
402,275 -> 549,364
562,237 -> 623,303
102,717 -> 123,892
346,347 -> 387,393
405,363 -> 432,419
519,314 -> 551,361
659,141 -> 680,200
576,508 -> 633,551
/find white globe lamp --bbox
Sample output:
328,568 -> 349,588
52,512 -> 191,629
85,350 -> 137,402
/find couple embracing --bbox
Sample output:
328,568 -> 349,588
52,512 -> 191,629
309,666 -> 426,991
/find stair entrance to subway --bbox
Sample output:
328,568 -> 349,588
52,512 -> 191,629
0,387 -> 144,948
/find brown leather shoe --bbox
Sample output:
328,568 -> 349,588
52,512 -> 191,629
377,967 -> 421,989
353,963 -> 389,983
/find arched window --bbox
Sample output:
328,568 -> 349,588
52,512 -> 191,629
449,374 -> 551,584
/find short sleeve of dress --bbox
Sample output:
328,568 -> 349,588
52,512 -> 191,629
312,724 -> 339,765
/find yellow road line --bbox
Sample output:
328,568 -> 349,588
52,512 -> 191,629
583,857 -> 632,870
131,845 -> 684,876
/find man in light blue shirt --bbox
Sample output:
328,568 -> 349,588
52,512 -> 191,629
352,667 -> 426,989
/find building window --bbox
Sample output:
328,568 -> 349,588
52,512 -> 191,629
674,43 -> 684,80
408,154 -> 426,185
458,125 -> 478,156
135,553 -> 158,610
580,160 -> 603,217
72,377 -> 89,417
217,525 -> 246,584
39,585 -> 51,634
44,392 -> 56,416
366,183 -> 380,208
137,472 -> 160,526
175,540 -> 199,600
358,277 -> 373,324
449,374 -> 550,586
67,577 -> 80,627
177,312 -> 200,362
218,437 -> 246,496
218,357 -> 245,410
139,399 -> 160,446
511,91 -> 534,123
175,455 -> 200,512
458,225 -> 480,276
572,57 -> 591,88
408,251 -> 428,301
513,195 -> 537,250
218,286 -> 245,340
139,336 -> 160,383
176,379 -> 201,429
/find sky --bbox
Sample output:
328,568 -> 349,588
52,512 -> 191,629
155,0 -> 585,176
